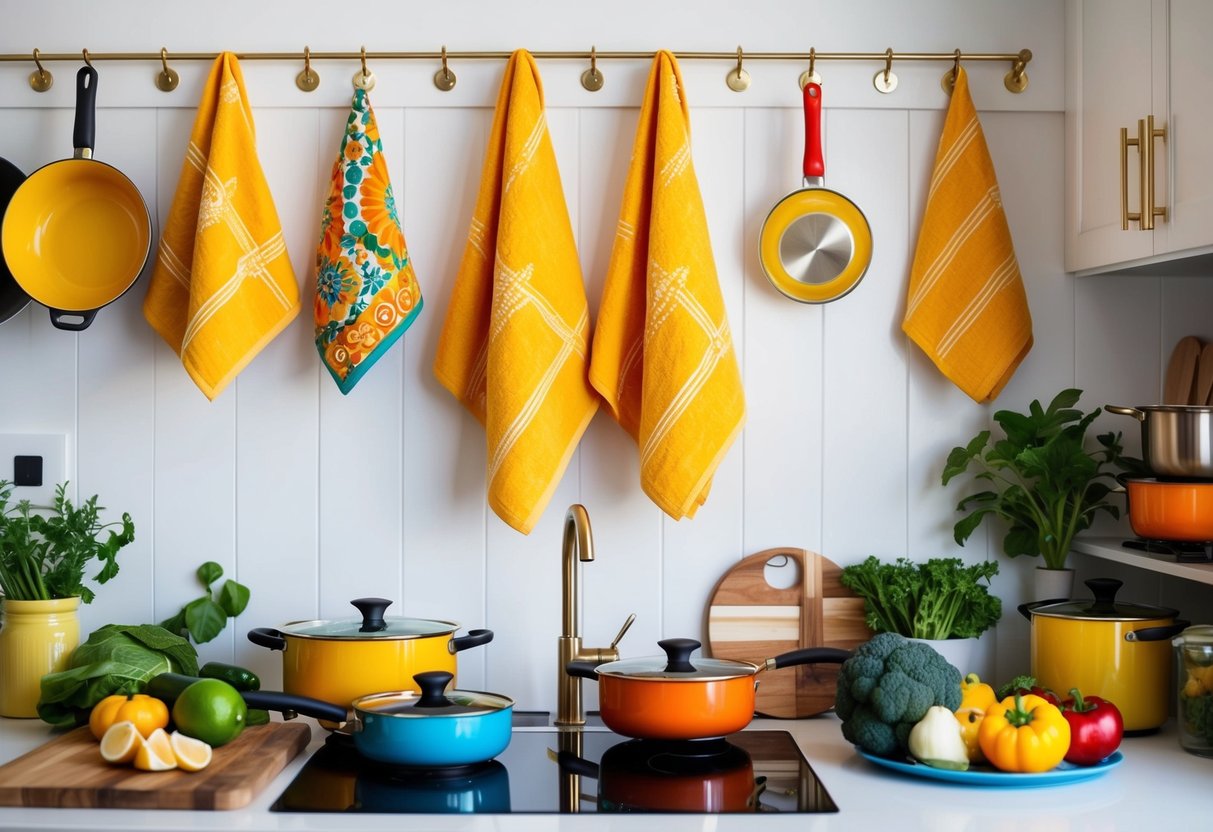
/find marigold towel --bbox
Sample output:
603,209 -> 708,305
315,89 -> 423,394
144,52 -> 300,400
432,50 -> 598,535
902,66 -> 1032,403
589,50 -> 744,520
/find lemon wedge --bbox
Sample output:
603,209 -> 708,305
99,721 -> 144,765
169,731 -> 213,772
133,727 -> 178,771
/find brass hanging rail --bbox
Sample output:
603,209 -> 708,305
3,47 -> 1033,94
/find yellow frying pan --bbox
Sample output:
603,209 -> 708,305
759,82 -> 872,303
2,66 -> 151,331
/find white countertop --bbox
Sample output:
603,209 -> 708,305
0,713 -> 1209,831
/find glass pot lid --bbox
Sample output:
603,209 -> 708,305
596,639 -> 757,681
353,671 -> 513,717
1030,578 -> 1178,622
278,598 -> 458,640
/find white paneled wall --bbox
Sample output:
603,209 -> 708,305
1,1 -> 1209,712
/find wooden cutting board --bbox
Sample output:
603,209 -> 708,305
0,721 -> 310,810
707,547 -> 871,719
1164,336 -> 1202,405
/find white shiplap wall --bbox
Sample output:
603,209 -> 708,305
1,0 -> 1208,712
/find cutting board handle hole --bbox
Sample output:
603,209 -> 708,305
763,554 -> 800,589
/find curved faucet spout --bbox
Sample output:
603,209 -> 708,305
562,504 -> 593,638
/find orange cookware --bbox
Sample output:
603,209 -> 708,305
567,638 -> 849,741
1122,477 -> 1213,541
1,66 -> 151,331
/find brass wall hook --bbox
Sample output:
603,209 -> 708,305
296,45 -> 320,91
726,45 -> 750,92
941,48 -> 962,94
433,45 -> 456,91
873,47 -> 898,93
798,46 -> 821,89
28,47 -> 52,92
81,48 -> 92,68
156,47 -> 179,92
580,45 -> 603,92
353,45 -> 375,91
1004,47 -> 1031,93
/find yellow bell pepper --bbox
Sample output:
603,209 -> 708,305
954,673 -> 997,763
88,694 -> 170,741
977,693 -> 1071,773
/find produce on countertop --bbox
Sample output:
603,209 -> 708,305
839,556 -> 1001,639
88,693 -> 169,740
1060,688 -> 1123,765
835,633 -> 962,757
133,727 -> 177,771
171,678 -> 247,747
978,692 -> 1071,772
908,705 -> 969,770
996,674 -> 1060,704
955,673 -> 997,763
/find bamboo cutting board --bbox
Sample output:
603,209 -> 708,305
707,547 -> 871,718
0,721 -> 310,810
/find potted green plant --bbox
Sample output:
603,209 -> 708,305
941,388 -> 1126,600
0,480 -> 135,717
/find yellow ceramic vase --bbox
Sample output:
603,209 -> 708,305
0,597 -> 81,718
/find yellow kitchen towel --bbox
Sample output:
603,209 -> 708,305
433,50 -> 598,535
589,50 -> 744,520
144,52 -> 300,400
902,66 -> 1032,403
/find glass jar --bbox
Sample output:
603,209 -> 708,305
1173,624 -> 1213,757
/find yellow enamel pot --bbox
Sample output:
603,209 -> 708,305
247,597 -> 492,710
1020,578 -> 1187,732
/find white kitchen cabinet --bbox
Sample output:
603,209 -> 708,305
1066,0 -> 1213,274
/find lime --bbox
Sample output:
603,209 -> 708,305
171,679 -> 247,747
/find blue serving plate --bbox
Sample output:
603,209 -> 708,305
857,749 -> 1123,787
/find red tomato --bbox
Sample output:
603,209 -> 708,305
1060,688 -> 1124,765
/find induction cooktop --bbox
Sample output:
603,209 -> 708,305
270,720 -> 838,815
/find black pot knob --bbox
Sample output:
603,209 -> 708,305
351,597 -> 393,632
414,670 -> 455,708
1086,578 -> 1123,613
659,638 -> 701,673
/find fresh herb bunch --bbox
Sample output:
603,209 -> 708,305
942,388 -> 1126,570
0,480 -> 135,603
840,556 -> 1002,640
160,561 -> 250,644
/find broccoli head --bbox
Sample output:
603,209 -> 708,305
835,632 -> 962,757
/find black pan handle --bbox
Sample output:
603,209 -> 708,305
241,690 -> 349,723
565,662 -> 600,681
48,308 -> 98,332
452,628 -> 493,652
73,65 -> 97,156
1126,619 -> 1190,642
556,749 -> 600,779
767,646 -> 851,670
248,627 -> 287,651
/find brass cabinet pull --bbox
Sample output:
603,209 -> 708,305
1121,124 -> 1142,230
1143,114 -> 1168,230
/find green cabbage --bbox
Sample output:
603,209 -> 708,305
36,624 -> 199,726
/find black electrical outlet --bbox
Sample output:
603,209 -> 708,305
13,455 -> 43,487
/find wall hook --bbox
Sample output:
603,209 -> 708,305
941,48 -> 962,94
156,47 -> 180,92
81,48 -> 93,68
296,45 -> 320,92
433,45 -> 456,91
799,46 -> 821,89
28,47 -> 52,92
1004,47 -> 1031,93
353,45 -> 376,92
873,47 -> 898,93
726,45 -> 750,92
580,45 -> 604,92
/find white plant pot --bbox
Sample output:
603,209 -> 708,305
1033,566 -> 1075,603
908,636 -> 980,676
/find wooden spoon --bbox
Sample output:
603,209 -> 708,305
1198,342 -> 1213,406
1163,336 -> 1202,405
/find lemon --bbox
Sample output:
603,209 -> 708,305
98,721 -> 144,765
170,731 -> 213,772
133,727 -> 178,771
171,678 -> 247,748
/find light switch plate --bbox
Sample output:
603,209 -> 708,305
0,434 -> 67,507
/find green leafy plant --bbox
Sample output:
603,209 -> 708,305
840,556 -> 1002,640
0,480 -> 135,603
160,561 -> 250,644
942,388 -> 1126,571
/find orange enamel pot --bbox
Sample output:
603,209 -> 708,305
1123,477 -> 1213,541
567,639 -> 850,741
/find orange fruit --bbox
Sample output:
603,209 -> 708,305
98,721 -> 143,765
133,727 -> 177,771
171,679 -> 247,747
89,694 -> 170,741
170,731 -> 213,772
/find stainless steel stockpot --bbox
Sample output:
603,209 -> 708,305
1105,404 -> 1213,478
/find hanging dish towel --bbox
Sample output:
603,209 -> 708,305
589,50 -> 744,520
315,88 -> 423,394
433,50 -> 598,535
902,66 -> 1033,403
144,52 -> 300,400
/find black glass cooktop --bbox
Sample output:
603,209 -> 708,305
270,723 -> 838,814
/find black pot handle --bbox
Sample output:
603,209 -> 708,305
659,638 -> 700,672
414,671 -> 454,708
49,308 -> 98,332
767,646 -> 851,670
1086,578 -> 1123,613
73,65 -> 97,156
1126,619 -> 1190,642
351,597 -> 392,632
241,690 -> 349,723
452,628 -> 494,652
556,749 -> 600,779
248,627 -> 287,651
1017,599 -> 1069,620
566,661 -> 600,681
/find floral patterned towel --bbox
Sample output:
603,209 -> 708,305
315,88 -> 423,394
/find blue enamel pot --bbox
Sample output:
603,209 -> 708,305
351,671 -> 514,767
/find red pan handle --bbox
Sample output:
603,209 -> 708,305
803,82 -> 824,180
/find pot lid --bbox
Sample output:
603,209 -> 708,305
1030,578 -> 1178,622
1174,624 -> 1213,648
353,671 -> 513,717
278,598 -> 458,639
595,639 -> 756,681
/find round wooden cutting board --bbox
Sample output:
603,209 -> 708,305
706,547 -> 872,718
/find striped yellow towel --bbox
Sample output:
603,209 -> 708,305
433,50 -> 598,535
589,50 -> 744,520
902,66 -> 1032,403
144,52 -> 300,400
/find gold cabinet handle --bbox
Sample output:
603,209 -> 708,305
1143,114 -> 1167,230
1121,124 -> 1142,230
